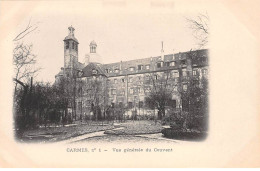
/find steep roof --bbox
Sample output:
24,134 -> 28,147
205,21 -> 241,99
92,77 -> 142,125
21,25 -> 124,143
102,49 -> 208,77
77,62 -> 85,70
64,35 -> 79,43
81,62 -> 107,77
90,40 -> 97,46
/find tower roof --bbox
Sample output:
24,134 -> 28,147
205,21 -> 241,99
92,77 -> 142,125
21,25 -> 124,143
64,26 -> 79,43
90,40 -> 97,46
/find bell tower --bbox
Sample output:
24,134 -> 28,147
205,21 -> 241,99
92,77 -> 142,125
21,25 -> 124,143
63,26 -> 79,68
90,40 -> 97,53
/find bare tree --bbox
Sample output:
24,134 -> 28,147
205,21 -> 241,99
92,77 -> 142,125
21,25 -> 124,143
55,76 -> 74,125
13,18 -> 38,42
145,70 -> 179,120
82,75 -> 108,122
13,19 -> 40,92
13,19 -> 41,138
186,13 -> 209,48
13,43 -> 40,92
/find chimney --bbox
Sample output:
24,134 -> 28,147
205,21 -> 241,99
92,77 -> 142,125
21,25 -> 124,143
161,41 -> 165,61
85,54 -> 90,65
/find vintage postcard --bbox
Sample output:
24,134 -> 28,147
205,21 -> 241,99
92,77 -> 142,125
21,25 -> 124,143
0,0 -> 259,168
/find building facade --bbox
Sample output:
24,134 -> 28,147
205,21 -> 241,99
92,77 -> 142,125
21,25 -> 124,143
55,26 -> 209,120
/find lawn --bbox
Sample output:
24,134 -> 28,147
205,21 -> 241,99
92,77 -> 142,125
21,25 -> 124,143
104,120 -> 163,135
20,122 -> 114,143
19,120 -> 163,143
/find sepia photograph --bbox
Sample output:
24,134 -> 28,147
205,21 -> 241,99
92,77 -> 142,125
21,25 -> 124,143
0,0 -> 259,168
12,4 -> 209,144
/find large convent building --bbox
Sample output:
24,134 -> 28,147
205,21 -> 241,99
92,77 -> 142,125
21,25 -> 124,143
55,26 -> 209,120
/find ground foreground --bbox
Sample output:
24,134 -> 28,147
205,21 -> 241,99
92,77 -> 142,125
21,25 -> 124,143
104,120 -> 163,135
19,120 -> 164,143
20,122 -> 114,143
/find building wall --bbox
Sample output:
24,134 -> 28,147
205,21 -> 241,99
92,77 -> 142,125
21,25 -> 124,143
73,49 -> 209,118
64,40 -> 78,68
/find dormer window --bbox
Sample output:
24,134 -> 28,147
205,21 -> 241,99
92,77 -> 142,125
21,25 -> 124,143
165,61 -> 175,67
170,61 -> 175,66
138,65 -> 143,70
129,67 -> 135,71
145,65 -> 150,70
181,60 -> 186,65
105,69 -> 109,73
114,69 -> 119,73
92,69 -> 97,75
157,61 -> 163,68
165,62 -> 170,67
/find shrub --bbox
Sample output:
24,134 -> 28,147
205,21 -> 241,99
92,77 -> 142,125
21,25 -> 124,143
162,128 -> 207,141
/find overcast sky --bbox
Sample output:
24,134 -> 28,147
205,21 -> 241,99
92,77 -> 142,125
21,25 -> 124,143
16,1 -> 202,83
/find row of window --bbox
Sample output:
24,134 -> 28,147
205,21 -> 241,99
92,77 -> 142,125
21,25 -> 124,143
110,101 -> 144,108
84,68 -> 207,84
105,62 -> 207,77
109,72 -> 179,84
111,87 -> 143,95
104,61 -> 204,75
105,61 -> 177,74
157,61 -> 177,68
77,101 -> 146,109
110,85 -> 180,96
110,99 -> 178,108
127,101 -> 144,108
104,60 -> 207,75
79,82 -> 189,97
80,84 -> 184,97
105,64 -> 151,74
65,41 -> 78,51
